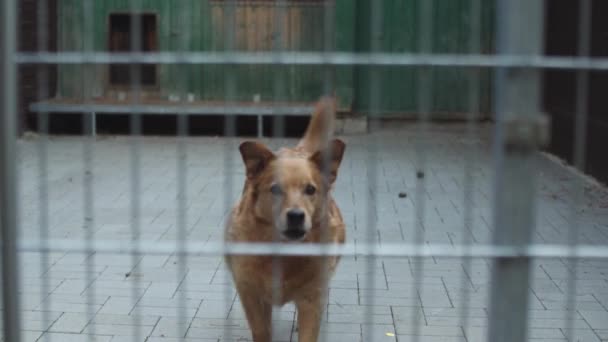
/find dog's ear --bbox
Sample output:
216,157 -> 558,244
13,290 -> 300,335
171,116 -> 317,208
310,139 -> 346,185
239,141 -> 275,180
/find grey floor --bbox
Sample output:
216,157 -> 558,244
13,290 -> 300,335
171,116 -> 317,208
7,123 -> 608,341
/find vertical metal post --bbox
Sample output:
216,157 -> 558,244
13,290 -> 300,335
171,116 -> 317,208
362,1 -> 381,340
128,1 -> 144,341
565,1 -> 591,339
257,115 -> 263,138
487,1 -> 545,341
91,112 -> 96,137
410,0 -> 433,340
271,2 -> 287,340
319,2 -> 336,341
81,1 -> 97,340
223,1 -> 237,341
459,0 -> 482,334
36,0 -> 52,339
175,0 -> 191,336
0,0 -> 21,341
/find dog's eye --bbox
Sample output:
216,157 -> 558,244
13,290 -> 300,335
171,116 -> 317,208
304,184 -> 316,196
270,184 -> 282,196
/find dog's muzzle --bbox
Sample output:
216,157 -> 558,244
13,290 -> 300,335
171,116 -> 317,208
284,208 -> 306,240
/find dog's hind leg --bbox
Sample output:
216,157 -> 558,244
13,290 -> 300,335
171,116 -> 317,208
236,285 -> 272,342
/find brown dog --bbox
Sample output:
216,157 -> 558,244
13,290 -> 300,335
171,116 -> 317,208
224,97 -> 346,342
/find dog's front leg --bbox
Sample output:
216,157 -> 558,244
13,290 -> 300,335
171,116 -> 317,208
295,294 -> 325,342
236,284 -> 272,342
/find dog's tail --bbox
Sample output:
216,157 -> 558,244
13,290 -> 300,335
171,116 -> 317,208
297,96 -> 336,153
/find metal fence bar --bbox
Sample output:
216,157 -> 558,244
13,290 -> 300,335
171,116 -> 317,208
81,0 -> 97,340
459,0 -> 482,337
271,0 -> 286,140
271,1 -> 287,340
321,1 -> 335,96
128,1 -> 144,341
17,51 -> 608,70
362,0 -> 382,340
319,1 -> 335,341
18,240 -> 608,259
253,0 -> 263,138
487,0 -> 545,341
410,0 -> 434,340
36,0 -> 52,339
565,0 -> 592,339
29,103 -> 316,116
175,2 -> 192,339
0,0 -> 21,340
223,1 -> 237,341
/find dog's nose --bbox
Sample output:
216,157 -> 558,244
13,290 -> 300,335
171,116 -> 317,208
286,209 -> 305,227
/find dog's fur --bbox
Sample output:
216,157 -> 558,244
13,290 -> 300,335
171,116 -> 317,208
224,97 -> 346,342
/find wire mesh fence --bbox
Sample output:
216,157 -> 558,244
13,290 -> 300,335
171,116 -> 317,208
2,0 -> 608,341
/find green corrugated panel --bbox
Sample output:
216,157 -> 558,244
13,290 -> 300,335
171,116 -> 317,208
353,0 -> 495,117
56,0 -> 494,117
57,0 -> 350,103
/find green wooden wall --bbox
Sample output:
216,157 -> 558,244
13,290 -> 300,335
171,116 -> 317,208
352,0 -> 495,116
56,0 -> 494,117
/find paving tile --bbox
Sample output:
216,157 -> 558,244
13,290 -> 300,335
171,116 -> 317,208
149,317 -> 190,338
144,282 -> 182,298
20,331 -> 44,342
561,329 -> 601,342
425,316 -> 488,327
293,332 -> 361,342
48,312 -> 94,333
90,313 -> 160,326
146,338 -> 217,342
528,318 -> 591,329
96,297 -> 136,315
133,305 -> 198,318
594,329 -> 608,340
579,310 -> 608,330
82,323 -> 155,337
394,325 -> 464,337
361,324 -> 396,342
528,328 -> 570,339
195,300 -> 233,319
396,336 -> 466,342
38,333 -> 113,342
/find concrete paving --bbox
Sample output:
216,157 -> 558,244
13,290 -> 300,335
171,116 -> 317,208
7,123 -> 608,341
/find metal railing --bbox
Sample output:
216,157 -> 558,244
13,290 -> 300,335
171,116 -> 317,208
1,0 -> 603,341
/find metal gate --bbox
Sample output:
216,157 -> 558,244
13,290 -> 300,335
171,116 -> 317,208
2,0 -> 608,341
